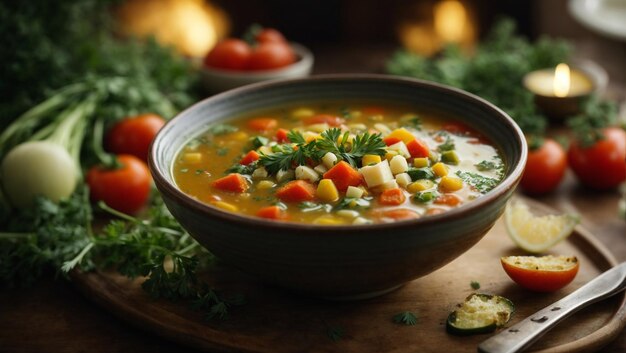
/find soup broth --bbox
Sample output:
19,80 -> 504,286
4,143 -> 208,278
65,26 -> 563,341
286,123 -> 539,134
173,102 -> 504,225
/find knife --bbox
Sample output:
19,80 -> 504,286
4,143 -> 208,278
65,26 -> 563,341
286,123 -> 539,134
478,262 -> 626,353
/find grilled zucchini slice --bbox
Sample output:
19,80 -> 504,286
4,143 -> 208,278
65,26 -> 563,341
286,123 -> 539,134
446,293 -> 515,336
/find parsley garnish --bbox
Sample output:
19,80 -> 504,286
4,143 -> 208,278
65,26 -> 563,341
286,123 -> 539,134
333,197 -> 371,211
402,116 -> 422,130
456,171 -> 499,193
208,123 -> 238,136
437,135 -> 455,152
471,280 -> 481,290
393,311 -> 418,326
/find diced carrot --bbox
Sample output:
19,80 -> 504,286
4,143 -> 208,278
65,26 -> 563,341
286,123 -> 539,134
240,150 -> 260,165
383,136 -> 402,146
256,206 -> 286,220
434,194 -> 462,206
302,114 -> 345,127
276,128 -> 290,143
276,180 -> 316,202
212,173 -> 248,193
322,161 -> 362,191
406,139 -> 430,158
248,118 -> 278,131
425,208 -> 446,216
379,188 -> 406,206
372,208 -> 419,221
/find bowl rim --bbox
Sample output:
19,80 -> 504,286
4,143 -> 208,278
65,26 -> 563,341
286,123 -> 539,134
150,74 -> 527,233
200,42 -> 314,78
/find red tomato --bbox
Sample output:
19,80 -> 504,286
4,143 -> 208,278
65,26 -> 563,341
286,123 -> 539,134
247,42 -> 296,71
203,39 -> 252,70
256,28 -> 287,44
568,127 -> 626,190
106,114 -> 165,162
520,139 -> 567,195
86,155 -> 151,215
501,255 -> 579,292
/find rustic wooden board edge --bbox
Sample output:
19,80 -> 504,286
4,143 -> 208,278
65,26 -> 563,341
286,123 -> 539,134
70,199 -> 626,353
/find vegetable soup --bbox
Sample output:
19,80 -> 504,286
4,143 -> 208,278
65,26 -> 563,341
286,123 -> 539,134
173,102 -> 504,225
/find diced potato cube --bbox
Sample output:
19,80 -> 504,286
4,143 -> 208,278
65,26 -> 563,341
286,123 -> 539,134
183,152 -> 202,163
252,167 -> 268,179
212,201 -> 238,212
413,157 -> 429,168
374,123 -> 391,135
387,141 -> 411,158
322,152 -> 338,169
407,179 -> 435,193
432,162 -> 448,177
439,176 -> 463,192
313,164 -> 328,175
385,128 -> 415,144
337,210 -> 359,218
257,180 -> 275,190
276,169 -> 295,183
292,108 -> 315,118
359,159 -> 394,188
231,131 -> 249,141
316,179 -> 339,202
390,155 -> 409,175
313,215 -> 345,225
362,154 -> 382,166
353,217 -> 373,225
346,185 -> 364,198
380,179 -> 399,190
307,123 -> 330,133
258,146 -> 273,155
296,165 -> 319,183
395,173 -> 412,188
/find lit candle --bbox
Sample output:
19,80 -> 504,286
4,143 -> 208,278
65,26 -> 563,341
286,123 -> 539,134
523,63 -> 596,120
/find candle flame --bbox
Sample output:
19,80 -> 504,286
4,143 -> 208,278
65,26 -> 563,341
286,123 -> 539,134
553,63 -> 571,98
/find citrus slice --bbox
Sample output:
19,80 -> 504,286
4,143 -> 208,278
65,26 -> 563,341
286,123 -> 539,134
504,200 -> 579,253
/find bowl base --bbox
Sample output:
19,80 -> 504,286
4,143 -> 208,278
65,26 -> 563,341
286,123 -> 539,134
317,283 -> 405,301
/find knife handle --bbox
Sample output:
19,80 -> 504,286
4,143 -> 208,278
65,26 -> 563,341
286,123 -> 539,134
478,262 -> 626,353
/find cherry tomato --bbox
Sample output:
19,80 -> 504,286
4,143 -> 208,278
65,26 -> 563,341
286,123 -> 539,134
86,155 -> 151,215
106,114 -> 165,162
568,127 -> 626,190
520,138 -> 567,195
501,255 -> 579,292
247,42 -> 296,71
203,39 -> 252,70
256,28 -> 287,44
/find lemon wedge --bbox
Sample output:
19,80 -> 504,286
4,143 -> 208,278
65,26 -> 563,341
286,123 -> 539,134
504,200 -> 579,253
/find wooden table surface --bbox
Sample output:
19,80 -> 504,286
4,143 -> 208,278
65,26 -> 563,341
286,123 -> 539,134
1,44 -> 625,353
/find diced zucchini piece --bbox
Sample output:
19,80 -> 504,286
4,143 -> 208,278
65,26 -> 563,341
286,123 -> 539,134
407,167 -> 436,181
442,150 -> 460,165
322,152 -> 338,169
407,179 -> 435,193
346,186 -> 364,198
359,159 -> 394,188
446,293 -> 515,336
414,190 -> 439,203
390,155 -> 409,175
295,165 -> 319,183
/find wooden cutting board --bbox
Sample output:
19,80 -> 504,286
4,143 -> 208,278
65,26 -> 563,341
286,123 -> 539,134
71,199 -> 626,353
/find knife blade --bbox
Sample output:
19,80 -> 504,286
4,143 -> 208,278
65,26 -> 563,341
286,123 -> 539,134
478,262 -> 626,353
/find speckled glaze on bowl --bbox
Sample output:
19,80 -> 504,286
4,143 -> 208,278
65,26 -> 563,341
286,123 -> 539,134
149,74 -> 527,300
200,43 -> 313,93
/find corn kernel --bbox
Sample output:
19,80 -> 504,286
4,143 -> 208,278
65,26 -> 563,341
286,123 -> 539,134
313,215 -> 346,225
291,108 -> 315,118
407,179 -> 435,193
413,157 -> 429,168
231,131 -> 249,141
362,154 -> 382,166
183,152 -> 202,163
439,176 -> 463,192
385,150 -> 398,161
346,186 -> 364,198
385,128 -> 415,144
212,201 -> 238,212
432,162 -> 448,177
257,180 -> 275,190
316,179 -> 339,202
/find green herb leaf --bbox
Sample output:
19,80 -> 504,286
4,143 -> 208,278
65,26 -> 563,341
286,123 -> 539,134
393,311 -> 418,326
208,124 -> 238,136
456,171 -> 500,193
471,280 -> 481,290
